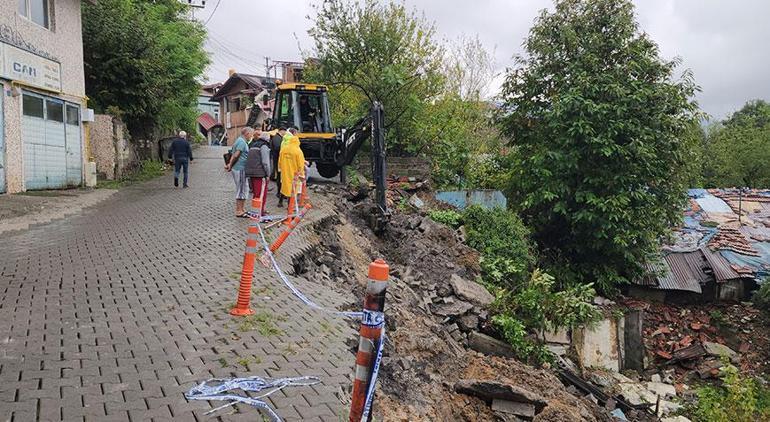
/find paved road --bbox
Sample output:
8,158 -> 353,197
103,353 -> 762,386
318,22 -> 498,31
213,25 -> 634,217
0,147 -> 356,421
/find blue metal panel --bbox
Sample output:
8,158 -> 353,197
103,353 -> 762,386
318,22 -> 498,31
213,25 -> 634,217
435,190 -> 507,210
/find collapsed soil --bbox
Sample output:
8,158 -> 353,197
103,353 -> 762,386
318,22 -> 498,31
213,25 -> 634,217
295,188 -> 614,421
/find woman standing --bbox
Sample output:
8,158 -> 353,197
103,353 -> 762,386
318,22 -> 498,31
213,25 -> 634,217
225,127 -> 253,217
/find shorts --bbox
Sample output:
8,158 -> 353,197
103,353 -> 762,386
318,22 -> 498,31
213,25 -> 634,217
232,169 -> 248,200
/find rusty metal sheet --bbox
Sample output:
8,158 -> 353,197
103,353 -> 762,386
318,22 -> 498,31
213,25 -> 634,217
701,246 -> 742,283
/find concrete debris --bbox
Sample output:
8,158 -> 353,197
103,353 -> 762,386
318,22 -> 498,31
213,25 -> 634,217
449,274 -> 495,306
491,399 -> 536,418
467,332 -> 517,359
408,194 -> 425,209
431,300 -> 474,317
646,382 -> 677,399
453,379 -> 547,411
661,416 -> 692,422
702,341 -> 738,361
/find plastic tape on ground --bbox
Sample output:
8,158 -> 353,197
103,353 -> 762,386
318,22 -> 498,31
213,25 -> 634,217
253,216 -> 387,422
255,217 -> 364,319
185,376 -> 321,421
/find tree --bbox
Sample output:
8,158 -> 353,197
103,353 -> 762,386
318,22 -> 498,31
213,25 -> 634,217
499,0 -> 699,292
444,35 -> 497,102
304,0 -> 445,155
82,0 -> 209,139
702,100 -> 770,188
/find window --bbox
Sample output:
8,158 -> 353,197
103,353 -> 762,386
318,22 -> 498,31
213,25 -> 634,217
18,0 -> 50,29
66,105 -> 80,125
276,91 -> 294,128
46,100 -> 63,122
22,95 -> 44,118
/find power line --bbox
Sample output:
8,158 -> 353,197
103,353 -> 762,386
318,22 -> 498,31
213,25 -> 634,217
203,0 -> 222,25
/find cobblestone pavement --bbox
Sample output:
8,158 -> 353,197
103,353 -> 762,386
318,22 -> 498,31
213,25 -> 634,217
1,147 -> 358,422
0,188 -> 117,236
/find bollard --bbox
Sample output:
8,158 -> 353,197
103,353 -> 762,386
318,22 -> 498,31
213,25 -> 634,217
269,204 -> 312,254
230,221 -> 260,316
349,259 -> 389,422
299,178 -> 309,207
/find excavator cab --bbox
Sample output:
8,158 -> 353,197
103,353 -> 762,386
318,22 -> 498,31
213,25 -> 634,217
265,83 -> 341,178
263,83 -> 389,232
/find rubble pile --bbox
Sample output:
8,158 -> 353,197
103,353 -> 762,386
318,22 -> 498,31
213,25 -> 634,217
622,299 -> 770,378
291,189 -> 618,421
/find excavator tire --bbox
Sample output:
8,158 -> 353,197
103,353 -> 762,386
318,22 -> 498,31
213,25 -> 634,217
316,163 -> 340,179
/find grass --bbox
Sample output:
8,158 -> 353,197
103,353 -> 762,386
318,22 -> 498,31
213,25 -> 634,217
97,160 -> 166,189
217,357 -> 228,368
237,355 -> 263,370
237,312 -> 285,337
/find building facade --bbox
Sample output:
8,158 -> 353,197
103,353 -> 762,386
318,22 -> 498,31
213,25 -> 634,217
0,0 -> 87,193
211,71 -> 276,145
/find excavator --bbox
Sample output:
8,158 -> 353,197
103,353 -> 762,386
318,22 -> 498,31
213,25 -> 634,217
257,82 -> 389,232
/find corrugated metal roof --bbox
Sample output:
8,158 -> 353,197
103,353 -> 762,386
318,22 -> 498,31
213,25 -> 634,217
196,113 -> 220,131
701,246 -> 743,283
640,257 -> 702,293
668,250 -> 711,285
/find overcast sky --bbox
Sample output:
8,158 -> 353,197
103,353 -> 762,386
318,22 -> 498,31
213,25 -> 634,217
198,0 -> 769,120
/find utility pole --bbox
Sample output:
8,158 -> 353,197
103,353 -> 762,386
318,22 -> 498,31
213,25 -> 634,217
265,57 -> 270,78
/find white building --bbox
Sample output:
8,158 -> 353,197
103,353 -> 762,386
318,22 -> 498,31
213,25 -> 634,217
0,0 -> 87,193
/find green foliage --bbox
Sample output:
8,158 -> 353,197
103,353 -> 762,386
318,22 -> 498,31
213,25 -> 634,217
97,160 -> 166,189
82,0 -> 209,138
704,100 -> 770,188
428,209 -> 463,228
752,282 -> 770,312
463,205 -> 534,287
305,0 -> 445,155
492,269 -> 601,364
691,361 -> 770,422
499,0 -> 700,293
492,314 -> 553,365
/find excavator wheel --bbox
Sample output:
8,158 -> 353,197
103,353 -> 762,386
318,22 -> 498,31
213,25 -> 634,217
316,163 -> 340,179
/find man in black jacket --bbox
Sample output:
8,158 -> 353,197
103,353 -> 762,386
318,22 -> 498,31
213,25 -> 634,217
270,127 -> 287,204
168,131 -> 194,188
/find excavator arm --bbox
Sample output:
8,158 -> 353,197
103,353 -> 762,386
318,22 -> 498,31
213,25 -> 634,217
336,102 -> 389,233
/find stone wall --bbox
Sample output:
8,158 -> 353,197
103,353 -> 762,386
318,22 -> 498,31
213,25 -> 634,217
90,114 -> 137,180
354,156 -> 432,180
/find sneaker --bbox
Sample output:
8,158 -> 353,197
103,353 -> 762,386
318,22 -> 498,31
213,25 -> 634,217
174,177 -> 179,187
183,184 -> 189,188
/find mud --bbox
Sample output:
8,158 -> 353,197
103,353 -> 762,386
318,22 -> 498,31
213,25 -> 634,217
293,189 -> 615,421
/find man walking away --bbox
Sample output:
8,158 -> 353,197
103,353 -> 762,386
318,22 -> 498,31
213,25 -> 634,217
168,131 -> 193,188
225,127 -> 252,217
271,127 -> 287,206
245,131 -> 271,217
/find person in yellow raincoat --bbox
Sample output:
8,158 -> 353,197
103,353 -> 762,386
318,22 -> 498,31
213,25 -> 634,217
278,131 -> 306,204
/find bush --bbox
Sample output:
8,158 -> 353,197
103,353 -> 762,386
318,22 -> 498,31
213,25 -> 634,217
463,205 -> 534,288
752,282 -> 770,312
491,270 -> 600,365
428,209 -> 463,228
692,361 -> 770,422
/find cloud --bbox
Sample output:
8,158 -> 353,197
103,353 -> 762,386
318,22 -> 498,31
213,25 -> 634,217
203,0 -> 770,119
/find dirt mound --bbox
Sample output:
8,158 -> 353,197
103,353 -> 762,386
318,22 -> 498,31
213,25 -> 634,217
292,191 -> 614,421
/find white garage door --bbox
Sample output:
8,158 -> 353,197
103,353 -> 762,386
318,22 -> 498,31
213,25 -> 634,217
22,92 -> 75,190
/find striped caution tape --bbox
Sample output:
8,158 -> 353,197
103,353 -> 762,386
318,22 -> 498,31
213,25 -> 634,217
185,376 -> 321,421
